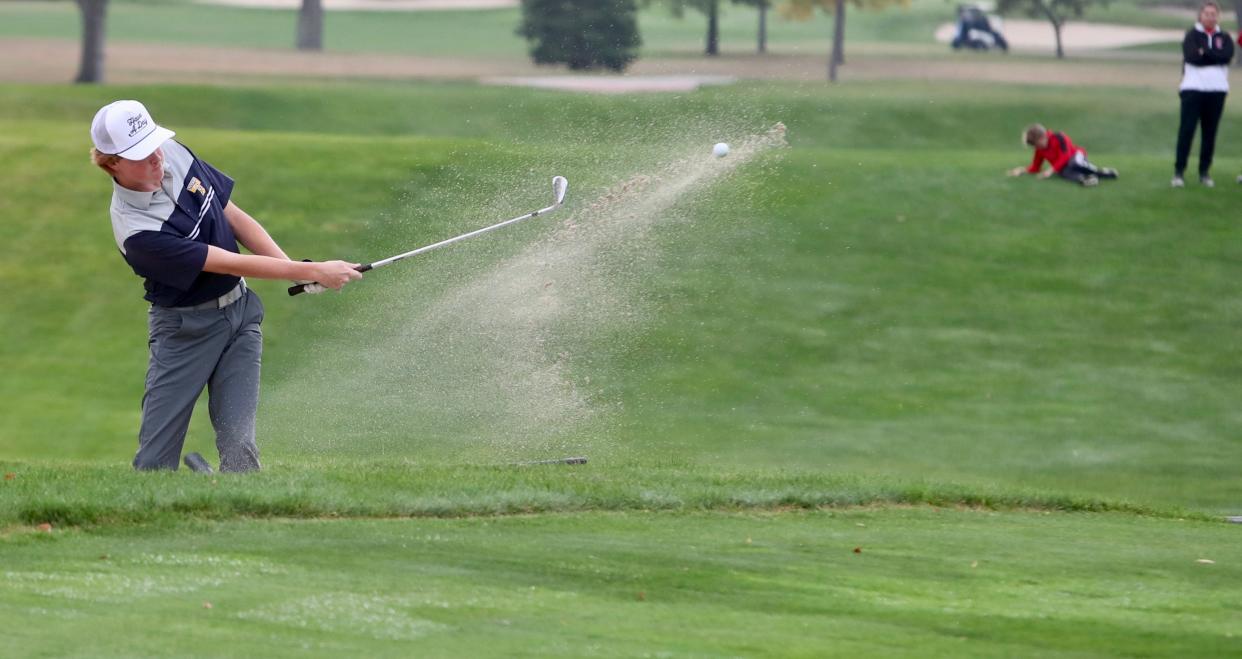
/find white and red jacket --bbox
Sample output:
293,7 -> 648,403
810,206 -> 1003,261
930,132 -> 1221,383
1181,22 -> 1234,92
1027,131 -> 1083,174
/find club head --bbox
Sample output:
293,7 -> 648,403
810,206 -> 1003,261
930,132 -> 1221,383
552,176 -> 568,206
183,452 -> 214,474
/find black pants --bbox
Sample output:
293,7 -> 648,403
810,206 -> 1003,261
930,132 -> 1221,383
1059,152 -> 1116,184
1175,90 -> 1227,177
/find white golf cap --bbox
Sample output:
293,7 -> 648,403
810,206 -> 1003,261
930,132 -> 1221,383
90,100 -> 175,160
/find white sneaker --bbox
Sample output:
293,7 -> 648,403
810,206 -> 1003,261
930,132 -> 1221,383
1101,167 -> 1118,178
1201,175 -> 1215,188
1171,176 -> 1185,188
1236,174 -> 1242,184
1082,175 -> 1099,187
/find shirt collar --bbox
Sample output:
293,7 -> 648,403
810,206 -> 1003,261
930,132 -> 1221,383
112,162 -> 174,211
113,179 -> 157,210
1196,22 -> 1218,35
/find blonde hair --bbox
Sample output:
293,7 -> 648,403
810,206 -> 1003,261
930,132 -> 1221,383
1023,123 -> 1047,146
90,147 -> 120,172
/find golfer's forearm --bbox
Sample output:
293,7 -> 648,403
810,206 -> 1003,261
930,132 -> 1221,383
225,202 -> 290,260
203,246 -> 312,281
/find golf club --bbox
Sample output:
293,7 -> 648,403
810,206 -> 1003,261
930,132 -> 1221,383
289,176 -> 569,296
510,456 -> 589,466
183,452 -> 214,474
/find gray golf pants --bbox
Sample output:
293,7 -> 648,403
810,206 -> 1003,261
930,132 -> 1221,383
135,288 -> 264,472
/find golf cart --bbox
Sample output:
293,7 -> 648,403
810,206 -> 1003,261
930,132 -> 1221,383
951,4 -> 1009,52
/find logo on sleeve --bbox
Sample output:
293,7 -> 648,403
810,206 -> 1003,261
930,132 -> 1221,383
187,177 -> 207,196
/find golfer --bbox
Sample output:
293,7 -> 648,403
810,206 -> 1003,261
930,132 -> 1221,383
1173,1 -> 1233,188
1008,123 -> 1118,187
91,100 -> 362,472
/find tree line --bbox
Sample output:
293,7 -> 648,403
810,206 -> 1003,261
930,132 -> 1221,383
74,0 -> 1138,85
73,0 -> 888,83
518,0 -> 892,80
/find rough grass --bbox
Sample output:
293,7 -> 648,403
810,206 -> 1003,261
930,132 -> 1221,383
3,81 -> 1242,512
0,461 -> 1202,530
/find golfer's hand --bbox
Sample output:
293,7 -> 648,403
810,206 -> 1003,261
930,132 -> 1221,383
311,260 -> 364,290
1007,167 -> 1026,177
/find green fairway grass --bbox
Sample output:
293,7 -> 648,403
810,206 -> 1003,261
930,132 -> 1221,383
3,77 -> 1241,655
2,510 -> 1239,657
3,81 -> 1241,509
0,0 -> 1198,59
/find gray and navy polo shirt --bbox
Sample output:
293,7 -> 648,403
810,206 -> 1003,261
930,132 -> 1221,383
110,141 -> 241,307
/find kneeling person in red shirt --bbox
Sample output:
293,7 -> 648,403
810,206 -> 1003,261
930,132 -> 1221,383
1007,124 -> 1118,187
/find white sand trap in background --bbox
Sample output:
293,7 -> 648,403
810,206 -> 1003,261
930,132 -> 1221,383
934,20 -> 1183,52
481,74 -> 737,94
196,0 -> 515,9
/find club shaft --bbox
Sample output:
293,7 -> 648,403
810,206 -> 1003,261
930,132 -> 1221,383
289,176 -> 565,296
369,203 -> 557,270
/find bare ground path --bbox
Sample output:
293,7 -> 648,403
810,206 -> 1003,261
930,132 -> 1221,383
0,37 -> 1182,90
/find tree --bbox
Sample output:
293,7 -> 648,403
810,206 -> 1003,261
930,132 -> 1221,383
75,0 -> 108,83
297,0 -> 324,51
757,0 -> 770,53
734,0 -> 772,53
519,0 -> 642,71
994,0 -> 1107,59
782,0 -> 905,82
661,0 -> 724,55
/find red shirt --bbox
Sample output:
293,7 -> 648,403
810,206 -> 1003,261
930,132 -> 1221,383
1028,131 -> 1084,174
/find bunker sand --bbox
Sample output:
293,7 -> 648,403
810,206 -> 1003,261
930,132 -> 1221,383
934,19 -> 1183,53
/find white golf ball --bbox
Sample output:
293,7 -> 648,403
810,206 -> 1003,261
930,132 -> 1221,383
713,142 -> 730,158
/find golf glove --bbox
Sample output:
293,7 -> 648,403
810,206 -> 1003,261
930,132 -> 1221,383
295,258 -> 326,294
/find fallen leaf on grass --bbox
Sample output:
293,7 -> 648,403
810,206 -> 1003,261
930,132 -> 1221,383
853,547 -> 862,554
36,523 -> 52,533
636,592 -> 646,602
3,473 -> 14,481
203,602 -> 213,609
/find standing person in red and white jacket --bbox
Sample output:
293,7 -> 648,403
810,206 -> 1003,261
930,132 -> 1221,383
1174,1 -> 1233,188
1008,124 -> 1118,187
